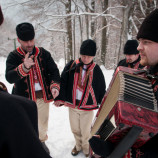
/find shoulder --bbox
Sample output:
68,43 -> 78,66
117,58 -> 126,66
7,49 -> 20,60
39,47 -> 49,53
65,60 -> 75,69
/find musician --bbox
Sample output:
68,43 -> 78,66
54,39 -> 106,157
117,39 -> 144,69
89,8 -> 158,158
0,7 -> 52,158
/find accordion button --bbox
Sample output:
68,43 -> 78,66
137,107 -> 141,111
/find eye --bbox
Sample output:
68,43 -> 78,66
143,40 -> 151,44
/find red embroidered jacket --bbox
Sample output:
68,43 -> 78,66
5,46 -> 60,103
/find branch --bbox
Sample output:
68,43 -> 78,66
37,23 -> 67,33
129,16 -> 138,33
46,12 -> 122,22
138,0 -> 146,17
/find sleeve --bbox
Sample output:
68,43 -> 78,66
5,51 -> 29,84
89,136 -> 114,157
96,65 -> 106,104
42,48 -> 60,91
55,60 -> 74,101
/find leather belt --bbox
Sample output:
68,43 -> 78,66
35,90 -> 43,99
76,99 -> 80,106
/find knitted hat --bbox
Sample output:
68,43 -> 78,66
137,9 -> 158,42
80,39 -> 96,56
16,22 -> 35,41
124,40 -> 139,55
0,6 -> 4,25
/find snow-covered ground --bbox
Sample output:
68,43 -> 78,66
0,57 -> 114,158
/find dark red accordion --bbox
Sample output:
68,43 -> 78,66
90,66 -> 158,157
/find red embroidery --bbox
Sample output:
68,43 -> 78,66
136,149 -> 144,158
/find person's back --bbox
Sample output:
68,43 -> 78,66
0,83 -> 52,158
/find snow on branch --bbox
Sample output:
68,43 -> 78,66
46,12 -> 122,22
129,16 -> 138,33
37,23 -> 67,33
139,0 -> 146,17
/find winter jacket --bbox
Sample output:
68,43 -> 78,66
5,46 -> 60,102
56,59 -> 106,111
0,84 -> 52,158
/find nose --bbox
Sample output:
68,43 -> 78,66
27,40 -> 32,46
137,42 -> 142,52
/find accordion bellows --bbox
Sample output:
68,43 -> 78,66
91,66 -> 158,148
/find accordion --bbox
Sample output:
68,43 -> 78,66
91,66 -> 158,149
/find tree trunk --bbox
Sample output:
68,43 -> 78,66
116,0 -> 132,65
65,1 -> 73,63
101,0 -> 108,66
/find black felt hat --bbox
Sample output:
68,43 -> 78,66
16,22 -> 35,41
124,40 -> 139,55
80,39 -> 96,56
137,9 -> 158,42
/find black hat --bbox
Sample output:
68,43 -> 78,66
137,9 -> 158,42
80,39 -> 96,56
124,40 -> 139,55
16,22 -> 35,41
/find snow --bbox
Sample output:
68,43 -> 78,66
0,57 -> 114,158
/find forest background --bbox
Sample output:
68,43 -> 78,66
0,0 -> 158,69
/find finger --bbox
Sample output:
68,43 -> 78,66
29,55 -> 34,59
25,52 -> 30,59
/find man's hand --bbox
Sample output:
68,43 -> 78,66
51,88 -> 59,99
23,52 -> 35,69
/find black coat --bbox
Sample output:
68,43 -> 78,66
5,46 -> 60,102
0,88 -> 52,158
56,59 -> 106,110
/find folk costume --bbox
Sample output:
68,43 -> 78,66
5,23 -> 60,144
0,82 -> 52,158
89,9 -> 158,158
55,39 -> 106,156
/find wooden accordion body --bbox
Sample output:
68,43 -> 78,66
91,66 -> 158,148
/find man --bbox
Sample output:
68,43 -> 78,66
89,8 -> 158,158
117,39 -> 143,69
5,22 -> 60,153
55,39 -> 106,157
